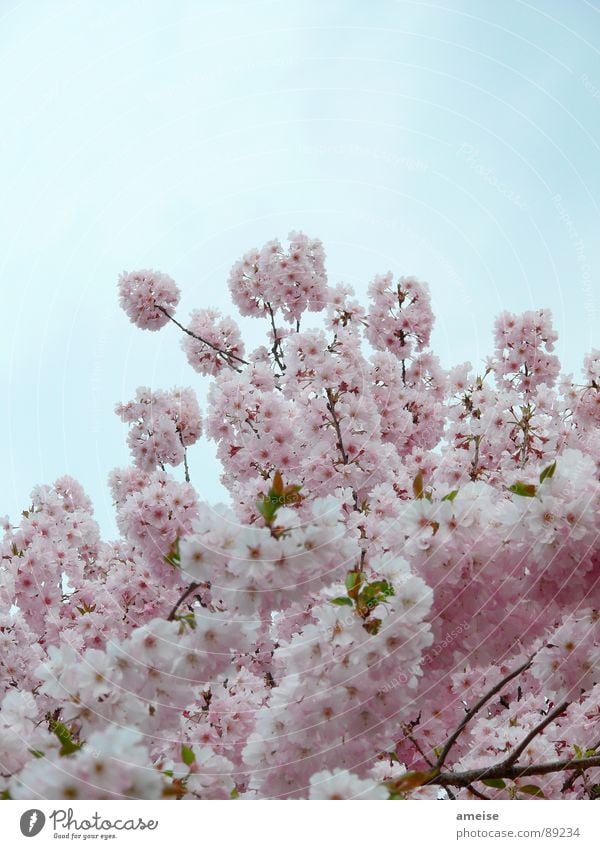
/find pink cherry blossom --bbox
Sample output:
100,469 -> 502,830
118,269 -> 180,330
116,386 -> 202,473
0,233 -> 599,802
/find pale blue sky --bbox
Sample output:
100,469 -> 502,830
1,0 -> 599,536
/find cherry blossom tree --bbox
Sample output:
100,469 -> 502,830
1,232 -> 599,801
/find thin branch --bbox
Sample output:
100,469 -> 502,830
266,303 -> 286,372
182,447 -> 190,484
502,701 -> 569,768
403,729 -> 434,769
560,735 -> 600,793
167,582 -> 200,621
430,753 -> 600,789
244,416 -> 261,438
582,772 -> 600,799
435,654 -> 536,771
154,304 -> 248,370
562,765 -> 586,795
178,431 -> 191,484
465,784 -> 490,801
412,665 -> 586,797
325,388 -> 349,465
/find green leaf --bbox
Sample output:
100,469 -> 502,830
358,579 -> 395,611
345,571 -> 363,592
539,460 -> 557,483
29,749 -> 44,759
367,580 -> 394,598
482,778 -> 506,789
163,769 -> 174,777
257,497 -> 278,525
181,744 -> 196,766
50,720 -> 82,756
175,612 -> 197,631
441,489 -> 459,502
230,787 -> 240,799
0,790 -> 11,800
256,473 -> 302,526
164,538 -> 181,568
330,596 -> 353,607
59,741 -> 81,757
519,784 -> 545,798
509,482 -> 537,498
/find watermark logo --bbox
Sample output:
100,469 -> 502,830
19,810 -> 46,837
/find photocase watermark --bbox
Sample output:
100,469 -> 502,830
421,620 -> 470,666
20,809 -> 46,837
381,620 -> 470,692
457,143 -> 527,210
580,73 -> 600,101
18,807 -> 158,840
551,193 -> 596,321
297,141 -> 429,173
264,492 -> 302,506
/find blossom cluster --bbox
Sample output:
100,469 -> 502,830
118,269 -> 180,331
228,231 -> 329,325
0,232 -> 599,801
116,387 -> 202,473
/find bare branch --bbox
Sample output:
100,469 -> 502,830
266,303 -> 286,372
181,447 -> 190,484
502,701 -> 569,768
435,654 -> 536,771
465,784 -> 490,801
154,304 -> 248,370
430,753 -> 600,789
401,722 -> 434,769
178,430 -> 191,483
167,582 -> 200,621
325,388 -> 349,465
400,668 -> 587,797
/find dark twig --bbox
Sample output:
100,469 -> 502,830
502,701 -> 569,768
465,784 -> 490,800
435,654 -> 536,771
325,388 -> 349,465
406,733 -> 435,769
266,303 -> 286,372
154,304 -> 248,370
178,431 -> 191,483
430,754 -> 600,789
167,582 -> 200,621
404,660 -> 594,796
